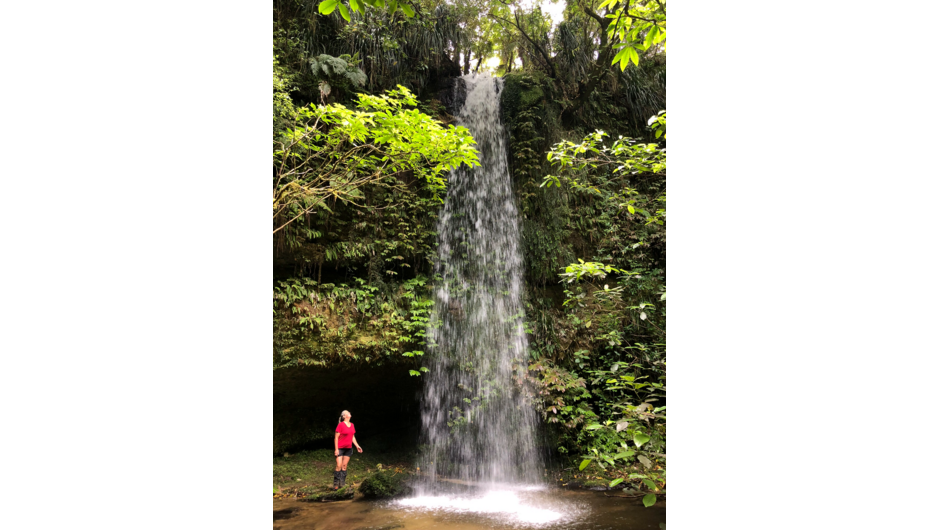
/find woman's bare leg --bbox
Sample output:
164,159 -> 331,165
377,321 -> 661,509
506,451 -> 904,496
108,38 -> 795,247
341,456 -> 350,471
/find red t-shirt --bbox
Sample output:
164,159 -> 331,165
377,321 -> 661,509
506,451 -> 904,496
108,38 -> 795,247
335,422 -> 356,448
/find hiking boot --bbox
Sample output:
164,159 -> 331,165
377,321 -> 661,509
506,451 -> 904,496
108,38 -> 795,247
339,470 -> 347,488
332,471 -> 341,490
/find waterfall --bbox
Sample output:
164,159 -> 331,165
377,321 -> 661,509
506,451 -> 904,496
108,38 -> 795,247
418,74 -> 542,489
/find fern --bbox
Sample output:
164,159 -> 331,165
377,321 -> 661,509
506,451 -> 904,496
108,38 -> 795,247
309,53 -> 366,87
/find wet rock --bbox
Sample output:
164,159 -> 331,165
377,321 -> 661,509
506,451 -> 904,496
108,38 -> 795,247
302,486 -> 355,502
437,77 -> 467,116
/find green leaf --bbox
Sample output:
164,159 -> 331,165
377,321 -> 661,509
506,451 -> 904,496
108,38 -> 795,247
627,204 -> 636,214
609,478 -> 624,488
611,47 -> 629,66
389,0 -> 399,13
642,478 -> 657,490
408,370 -> 420,376
634,432 -> 650,447
350,0 -> 361,12
619,50 -> 630,71
644,26 -> 659,49
628,47 -> 640,66
613,450 -> 635,460
654,28 -> 666,45
338,3 -> 350,21
401,3 -> 415,17
643,493 -> 657,507
318,0 -> 338,15
585,423 -> 603,430
579,459 -> 592,471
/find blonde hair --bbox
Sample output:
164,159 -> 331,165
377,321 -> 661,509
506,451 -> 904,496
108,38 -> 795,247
339,410 -> 350,423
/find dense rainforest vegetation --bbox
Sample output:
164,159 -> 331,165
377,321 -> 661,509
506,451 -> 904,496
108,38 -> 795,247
274,0 -> 666,503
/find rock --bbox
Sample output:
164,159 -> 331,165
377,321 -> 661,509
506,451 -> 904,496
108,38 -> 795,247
301,486 -> 355,502
437,77 -> 467,116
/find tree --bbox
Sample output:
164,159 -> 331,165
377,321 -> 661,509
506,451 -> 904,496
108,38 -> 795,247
561,0 -> 666,121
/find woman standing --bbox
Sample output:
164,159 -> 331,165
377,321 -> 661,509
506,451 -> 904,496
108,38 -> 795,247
333,410 -> 362,489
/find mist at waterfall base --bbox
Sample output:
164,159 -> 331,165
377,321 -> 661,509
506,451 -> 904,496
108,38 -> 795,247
393,74 -> 581,526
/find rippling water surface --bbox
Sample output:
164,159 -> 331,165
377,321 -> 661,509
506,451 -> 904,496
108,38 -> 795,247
273,489 -> 665,530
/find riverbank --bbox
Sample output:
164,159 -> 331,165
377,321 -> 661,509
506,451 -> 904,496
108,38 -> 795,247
273,448 -> 416,501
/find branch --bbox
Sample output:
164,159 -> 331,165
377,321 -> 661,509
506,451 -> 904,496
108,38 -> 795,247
488,11 -> 557,79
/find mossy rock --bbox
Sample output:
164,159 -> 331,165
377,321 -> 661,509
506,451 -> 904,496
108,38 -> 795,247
301,485 -> 355,502
358,470 -> 413,498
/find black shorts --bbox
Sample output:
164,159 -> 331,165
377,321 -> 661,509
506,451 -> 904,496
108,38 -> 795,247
337,447 -> 353,457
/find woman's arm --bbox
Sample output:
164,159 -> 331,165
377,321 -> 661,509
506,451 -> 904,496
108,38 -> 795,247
334,432 -> 340,456
353,436 -> 362,453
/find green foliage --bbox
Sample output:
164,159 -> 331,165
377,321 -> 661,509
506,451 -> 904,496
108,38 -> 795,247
502,72 -> 574,285
273,275 -> 439,371
319,0 -> 417,19
273,85 -> 479,234
515,112 -> 666,506
601,0 -> 667,71
358,469 -> 413,498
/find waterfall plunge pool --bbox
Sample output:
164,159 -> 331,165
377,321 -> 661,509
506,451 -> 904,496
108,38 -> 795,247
272,486 -> 665,530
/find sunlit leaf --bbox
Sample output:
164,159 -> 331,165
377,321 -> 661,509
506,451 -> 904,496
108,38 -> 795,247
318,0 -> 338,14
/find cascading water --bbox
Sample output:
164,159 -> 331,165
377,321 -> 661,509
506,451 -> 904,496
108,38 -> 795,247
392,74 -> 585,527
418,74 -> 541,488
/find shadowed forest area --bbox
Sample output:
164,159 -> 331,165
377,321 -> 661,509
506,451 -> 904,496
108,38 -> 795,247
273,0 -> 666,508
